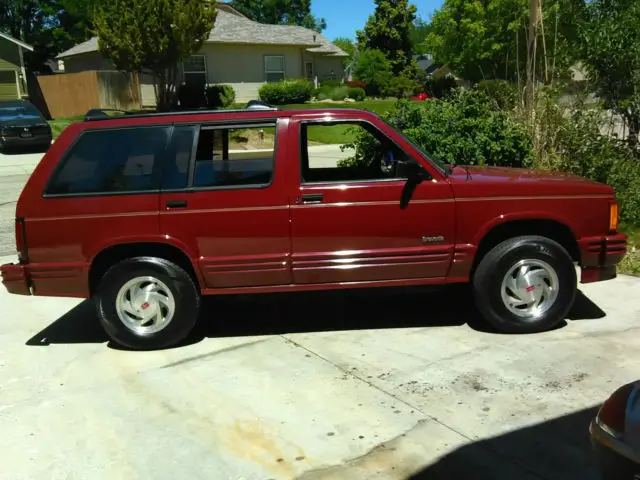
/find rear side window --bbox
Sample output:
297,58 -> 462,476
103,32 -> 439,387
192,124 -> 276,189
45,126 -> 171,196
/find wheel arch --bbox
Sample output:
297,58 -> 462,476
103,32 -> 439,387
89,241 -> 202,295
471,217 -> 580,277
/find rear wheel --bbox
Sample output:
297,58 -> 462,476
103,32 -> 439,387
473,235 -> 577,333
95,257 -> 200,350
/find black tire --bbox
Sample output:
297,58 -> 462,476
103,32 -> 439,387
95,256 -> 200,350
473,235 -> 577,333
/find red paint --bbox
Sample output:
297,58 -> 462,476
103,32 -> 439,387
0,108 -> 628,298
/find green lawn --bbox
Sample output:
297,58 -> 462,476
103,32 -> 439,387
48,115 -> 84,139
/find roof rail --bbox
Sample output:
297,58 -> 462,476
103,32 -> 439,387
83,100 -> 278,122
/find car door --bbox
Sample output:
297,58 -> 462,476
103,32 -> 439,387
159,118 -> 292,290
289,115 -> 456,285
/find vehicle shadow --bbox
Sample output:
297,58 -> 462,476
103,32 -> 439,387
407,405 -> 601,480
0,143 -> 50,155
25,285 -> 606,350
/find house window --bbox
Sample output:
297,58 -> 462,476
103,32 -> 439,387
265,55 -> 285,83
183,55 -> 207,88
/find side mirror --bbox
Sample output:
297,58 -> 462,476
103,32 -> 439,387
399,161 -> 431,210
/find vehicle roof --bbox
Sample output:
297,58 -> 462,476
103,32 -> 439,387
78,107 -> 382,129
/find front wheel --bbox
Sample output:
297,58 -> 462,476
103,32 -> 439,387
95,257 -> 201,350
473,235 -> 577,333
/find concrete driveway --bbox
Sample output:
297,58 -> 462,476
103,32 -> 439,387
1,256 -> 639,479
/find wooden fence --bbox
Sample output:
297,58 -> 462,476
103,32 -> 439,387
37,70 -> 142,119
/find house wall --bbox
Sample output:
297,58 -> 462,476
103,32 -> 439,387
201,44 -> 304,101
62,53 -> 115,73
0,37 -> 20,100
60,45 -> 346,106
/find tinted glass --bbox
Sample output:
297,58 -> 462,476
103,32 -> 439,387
0,102 -> 43,121
46,126 -> 170,195
302,122 -> 410,183
192,124 -> 275,188
162,125 -> 195,190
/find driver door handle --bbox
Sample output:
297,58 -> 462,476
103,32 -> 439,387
301,194 -> 324,204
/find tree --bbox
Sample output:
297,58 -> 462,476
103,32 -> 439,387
356,0 -> 417,75
423,0 -> 580,85
333,37 -> 356,70
577,0 -> 640,146
94,0 -> 216,111
231,0 -> 326,32
354,49 -> 392,96
410,16 -> 431,55
0,0 -> 95,72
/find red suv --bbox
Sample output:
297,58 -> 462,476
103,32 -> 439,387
0,103 -> 627,350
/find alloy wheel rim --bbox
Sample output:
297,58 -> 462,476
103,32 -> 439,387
500,259 -> 559,319
115,276 -> 176,335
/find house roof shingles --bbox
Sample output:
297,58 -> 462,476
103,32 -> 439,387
57,8 -> 347,59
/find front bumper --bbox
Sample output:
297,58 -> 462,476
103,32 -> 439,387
590,418 -> 640,478
578,232 -> 628,284
0,262 -> 32,296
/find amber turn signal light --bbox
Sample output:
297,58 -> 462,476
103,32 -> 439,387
609,202 -> 619,233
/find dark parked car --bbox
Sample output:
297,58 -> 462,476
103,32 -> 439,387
591,381 -> 640,478
0,100 -> 52,152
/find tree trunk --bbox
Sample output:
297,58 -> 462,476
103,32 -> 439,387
628,115 -> 640,147
526,0 -> 540,107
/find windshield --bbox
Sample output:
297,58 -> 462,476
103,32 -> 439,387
386,124 -> 447,172
0,103 -> 43,122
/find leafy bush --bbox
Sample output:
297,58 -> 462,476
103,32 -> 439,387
476,80 -> 519,110
346,79 -> 367,89
259,79 -> 312,104
423,75 -> 458,99
354,90 -> 532,168
329,86 -> 350,101
320,79 -> 342,88
518,92 -> 640,225
206,84 -> 236,109
384,74 -> 421,99
354,49 -> 393,97
177,83 -> 206,109
348,87 -> 366,101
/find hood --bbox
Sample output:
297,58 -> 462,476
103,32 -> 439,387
447,165 -> 613,196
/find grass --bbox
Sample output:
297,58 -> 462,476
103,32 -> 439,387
620,225 -> 640,276
48,115 -> 84,139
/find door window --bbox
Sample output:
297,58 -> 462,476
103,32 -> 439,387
45,126 -> 171,196
192,124 -> 276,189
301,122 -> 412,184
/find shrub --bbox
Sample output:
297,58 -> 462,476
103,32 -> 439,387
354,49 -> 392,97
476,80 -> 519,110
205,84 -> 236,109
350,90 -> 533,168
320,79 -> 342,88
517,91 -> 640,225
177,83 -> 206,109
384,74 -> 421,99
346,79 -> 367,89
423,75 -> 458,99
347,87 -> 366,101
329,86 -> 350,101
259,79 -> 312,105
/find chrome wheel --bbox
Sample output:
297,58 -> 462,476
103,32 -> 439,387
500,259 -> 559,319
115,276 -> 176,335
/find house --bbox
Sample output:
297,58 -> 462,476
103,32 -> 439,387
414,54 -> 434,72
56,3 -> 348,105
0,32 -> 33,100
